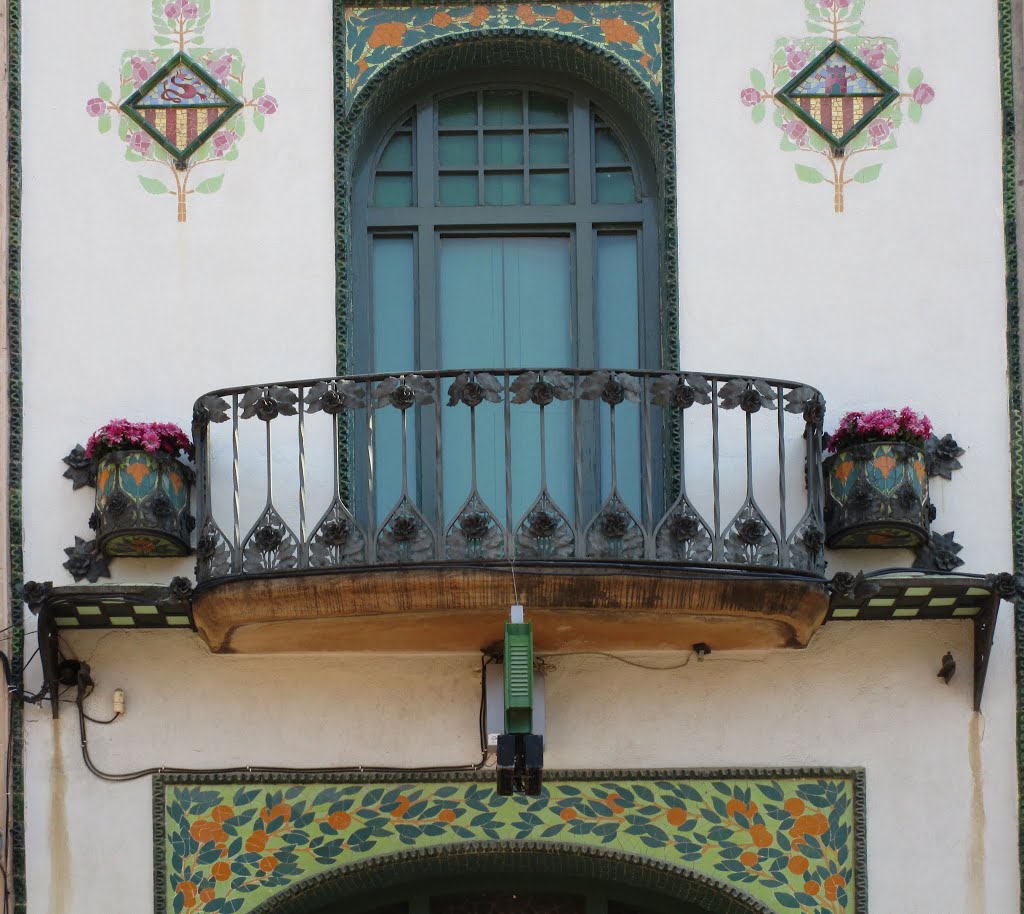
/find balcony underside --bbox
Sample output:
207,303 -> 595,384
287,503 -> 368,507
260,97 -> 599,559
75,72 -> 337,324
191,563 -> 829,654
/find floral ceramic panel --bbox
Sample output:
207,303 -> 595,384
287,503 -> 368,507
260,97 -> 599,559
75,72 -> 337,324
345,3 -> 663,107
157,773 -> 863,914
86,0 -> 279,222
740,0 -> 936,213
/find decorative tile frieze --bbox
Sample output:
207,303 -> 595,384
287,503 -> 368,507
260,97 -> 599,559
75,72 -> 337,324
155,770 -> 864,914
344,2 -> 663,108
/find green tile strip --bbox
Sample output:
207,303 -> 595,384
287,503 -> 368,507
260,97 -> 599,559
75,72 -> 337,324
154,769 -> 866,914
41,588 -> 195,630
6,0 -> 25,909
996,0 -> 1024,901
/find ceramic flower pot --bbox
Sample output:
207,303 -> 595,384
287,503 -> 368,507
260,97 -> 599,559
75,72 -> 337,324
93,449 -> 194,557
823,441 -> 930,548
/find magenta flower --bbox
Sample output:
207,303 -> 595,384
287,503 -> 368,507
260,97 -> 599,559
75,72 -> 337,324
126,130 -> 152,156
739,87 -> 761,107
86,97 -> 106,118
180,1 -> 199,17
867,118 -> 892,146
256,94 -> 278,116
164,1 -> 181,17
861,44 -> 885,71
913,83 -> 935,105
820,0 -> 850,8
785,120 -> 809,145
130,56 -> 157,89
85,420 -> 193,461
828,407 -> 932,452
211,129 -> 238,158
208,54 -> 233,85
787,50 -> 808,72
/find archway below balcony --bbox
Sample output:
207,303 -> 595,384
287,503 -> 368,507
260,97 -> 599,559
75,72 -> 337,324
245,842 -> 777,914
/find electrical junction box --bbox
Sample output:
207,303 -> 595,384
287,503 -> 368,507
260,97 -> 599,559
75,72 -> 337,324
485,662 -> 545,748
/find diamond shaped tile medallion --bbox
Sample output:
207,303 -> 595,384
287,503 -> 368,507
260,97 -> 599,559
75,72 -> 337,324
777,41 -> 898,152
121,52 -> 242,164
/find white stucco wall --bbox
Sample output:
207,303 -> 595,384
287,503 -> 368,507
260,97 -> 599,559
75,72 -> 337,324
15,0 -> 1020,913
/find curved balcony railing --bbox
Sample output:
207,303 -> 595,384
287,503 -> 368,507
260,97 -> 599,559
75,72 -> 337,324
191,369 -> 826,584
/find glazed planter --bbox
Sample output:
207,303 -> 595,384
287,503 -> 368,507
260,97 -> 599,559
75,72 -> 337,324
94,449 -> 193,557
823,441 -> 930,548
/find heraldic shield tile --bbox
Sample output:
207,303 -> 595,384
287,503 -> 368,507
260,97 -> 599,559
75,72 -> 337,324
122,52 -> 241,162
777,41 -> 898,150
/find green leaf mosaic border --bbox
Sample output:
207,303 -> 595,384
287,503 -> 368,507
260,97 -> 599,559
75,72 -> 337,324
153,769 -> 866,914
5,0 -> 26,911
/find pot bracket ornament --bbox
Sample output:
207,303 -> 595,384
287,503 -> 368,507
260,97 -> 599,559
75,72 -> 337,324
741,0 -> 936,213
85,0 -> 278,222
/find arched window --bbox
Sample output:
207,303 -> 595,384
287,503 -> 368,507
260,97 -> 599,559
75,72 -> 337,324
351,71 -> 662,532
354,77 -> 660,377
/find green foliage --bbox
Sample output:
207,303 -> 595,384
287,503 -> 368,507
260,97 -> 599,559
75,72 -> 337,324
125,149 -> 144,163
908,67 -> 923,89
194,175 -> 224,194
908,101 -> 923,123
139,175 -> 171,195
252,78 -> 266,99
752,103 -> 766,124
794,164 -> 826,184
806,22 -> 827,33
97,82 -> 113,101
98,115 -> 112,134
853,163 -> 882,183
253,112 -> 266,133
750,69 -> 766,91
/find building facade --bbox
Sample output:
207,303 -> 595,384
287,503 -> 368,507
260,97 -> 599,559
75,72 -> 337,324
5,0 -> 1024,912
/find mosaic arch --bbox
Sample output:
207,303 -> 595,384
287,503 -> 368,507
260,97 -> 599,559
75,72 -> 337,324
154,770 -> 866,914
740,0 -> 936,213
344,2 -> 664,109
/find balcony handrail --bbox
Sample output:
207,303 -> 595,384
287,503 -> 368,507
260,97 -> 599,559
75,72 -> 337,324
191,368 -> 826,583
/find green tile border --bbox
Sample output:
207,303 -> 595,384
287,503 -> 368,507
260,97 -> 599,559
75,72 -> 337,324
6,0 -> 24,910
997,0 -> 1024,903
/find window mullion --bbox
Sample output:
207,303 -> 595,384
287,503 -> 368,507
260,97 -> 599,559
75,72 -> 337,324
571,93 -> 590,208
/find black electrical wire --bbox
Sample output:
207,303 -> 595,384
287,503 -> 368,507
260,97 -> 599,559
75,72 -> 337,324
76,654 -> 492,783
0,651 -> 51,706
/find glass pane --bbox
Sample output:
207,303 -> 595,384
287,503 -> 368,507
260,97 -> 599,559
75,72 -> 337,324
484,172 -> 524,205
597,233 -> 640,512
439,93 -> 477,126
595,127 -> 628,164
596,168 -> 636,203
439,237 -> 573,526
529,92 -> 567,125
483,91 -> 523,126
372,236 -> 418,515
484,132 -> 524,167
530,170 -> 570,205
529,130 -> 568,165
378,132 -> 412,169
439,133 -> 478,167
439,173 -> 478,206
373,174 -> 413,207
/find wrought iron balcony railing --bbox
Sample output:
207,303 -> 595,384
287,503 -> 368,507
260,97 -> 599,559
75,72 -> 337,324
191,369 -> 826,584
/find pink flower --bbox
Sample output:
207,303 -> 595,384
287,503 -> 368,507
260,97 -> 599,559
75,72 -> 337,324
130,56 -> 157,89
861,44 -> 885,71
86,97 -> 106,117
256,94 -> 278,116
739,87 -> 761,107
208,54 -> 233,85
211,129 -> 238,157
164,2 -> 181,18
141,430 -> 162,453
126,130 -> 152,155
180,1 -> 199,17
785,120 -> 809,145
820,0 -> 849,7
913,83 -> 935,105
787,50 -> 808,72
867,118 -> 892,146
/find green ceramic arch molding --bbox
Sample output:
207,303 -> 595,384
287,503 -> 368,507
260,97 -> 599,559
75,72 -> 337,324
153,770 -> 866,914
